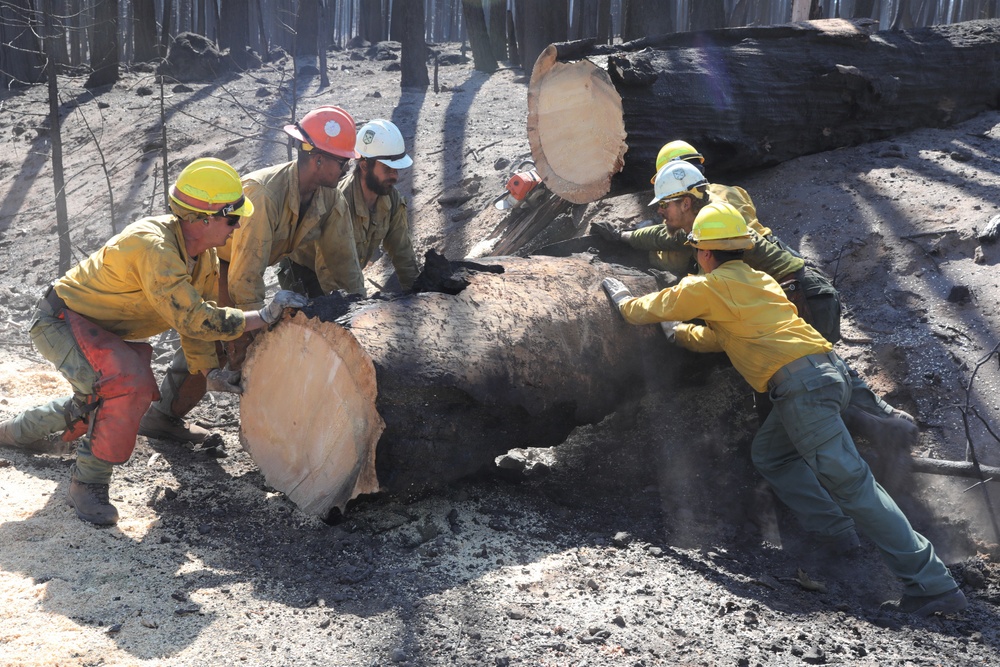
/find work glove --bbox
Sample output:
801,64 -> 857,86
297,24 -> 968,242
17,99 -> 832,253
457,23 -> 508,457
591,221 -> 624,244
601,277 -> 633,309
660,321 -> 682,344
206,368 -> 243,394
259,290 -> 309,325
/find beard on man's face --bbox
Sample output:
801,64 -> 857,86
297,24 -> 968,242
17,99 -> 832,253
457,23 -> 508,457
365,164 -> 395,196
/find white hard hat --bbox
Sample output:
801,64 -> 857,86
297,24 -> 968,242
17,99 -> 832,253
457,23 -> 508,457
355,119 -> 413,169
649,159 -> 708,206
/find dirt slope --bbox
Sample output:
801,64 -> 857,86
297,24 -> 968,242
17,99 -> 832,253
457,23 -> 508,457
1,43 -> 1000,666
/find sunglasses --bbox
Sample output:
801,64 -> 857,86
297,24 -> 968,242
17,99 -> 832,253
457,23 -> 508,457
658,198 -> 682,210
321,153 -> 349,169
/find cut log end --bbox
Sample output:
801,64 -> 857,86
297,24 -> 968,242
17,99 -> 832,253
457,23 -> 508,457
528,45 -> 627,204
239,311 -> 384,516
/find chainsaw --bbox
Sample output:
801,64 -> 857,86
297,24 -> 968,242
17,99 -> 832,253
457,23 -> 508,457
493,160 -> 547,210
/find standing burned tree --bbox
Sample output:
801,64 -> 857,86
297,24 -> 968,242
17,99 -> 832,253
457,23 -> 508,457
84,0 -> 119,88
399,0 -> 429,88
462,0 -> 497,72
0,0 -> 43,87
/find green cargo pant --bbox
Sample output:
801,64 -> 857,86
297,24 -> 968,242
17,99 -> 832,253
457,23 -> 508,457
11,298 -> 115,484
752,352 -> 957,597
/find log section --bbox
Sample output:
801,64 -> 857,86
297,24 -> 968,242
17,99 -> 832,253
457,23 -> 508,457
239,312 -> 385,516
527,19 -> 1000,202
239,254 -> 674,512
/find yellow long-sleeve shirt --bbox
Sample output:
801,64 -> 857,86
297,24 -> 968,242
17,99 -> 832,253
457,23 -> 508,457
53,215 -> 246,373
219,161 -> 365,309
618,260 -> 831,392
627,226 -> 802,281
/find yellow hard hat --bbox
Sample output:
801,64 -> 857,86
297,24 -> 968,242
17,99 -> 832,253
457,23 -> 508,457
652,140 -> 705,183
169,158 -> 254,217
686,202 -> 753,251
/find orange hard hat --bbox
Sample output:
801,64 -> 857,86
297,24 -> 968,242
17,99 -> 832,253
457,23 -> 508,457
284,106 -> 359,159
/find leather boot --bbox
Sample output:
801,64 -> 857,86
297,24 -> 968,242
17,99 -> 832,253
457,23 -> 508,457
138,408 -> 209,443
139,368 -> 210,443
881,587 -> 968,617
842,405 -> 919,450
67,471 -> 119,526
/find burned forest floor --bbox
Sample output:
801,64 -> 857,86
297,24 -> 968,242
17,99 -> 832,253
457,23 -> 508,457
2,40 -> 1000,666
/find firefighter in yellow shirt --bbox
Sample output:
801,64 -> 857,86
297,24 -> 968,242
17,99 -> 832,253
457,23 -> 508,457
0,158 -> 306,526
601,202 -> 967,618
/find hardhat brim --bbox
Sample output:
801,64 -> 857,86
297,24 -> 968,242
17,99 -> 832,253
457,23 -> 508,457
233,197 -> 254,218
283,123 -> 305,142
169,189 -> 255,218
378,153 -> 412,169
685,236 -> 753,251
648,193 -> 667,206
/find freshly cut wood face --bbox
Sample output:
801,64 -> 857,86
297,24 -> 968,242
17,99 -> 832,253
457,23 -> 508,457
528,45 -> 627,204
239,312 -> 384,516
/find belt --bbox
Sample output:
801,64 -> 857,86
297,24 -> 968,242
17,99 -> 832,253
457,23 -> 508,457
776,268 -> 805,285
41,286 -> 68,313
767,351 -> 838,390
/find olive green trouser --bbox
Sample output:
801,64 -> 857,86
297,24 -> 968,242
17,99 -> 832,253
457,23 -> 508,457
11,299 -> 115,484
753,353 -> 957,597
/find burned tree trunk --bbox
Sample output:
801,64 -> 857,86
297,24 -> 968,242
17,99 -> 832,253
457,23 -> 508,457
237,251 -> 984,518
240,254 -> 675,514
527,18 -> 1000,203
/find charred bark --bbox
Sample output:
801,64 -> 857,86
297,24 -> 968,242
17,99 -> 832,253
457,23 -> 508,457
521,0 -> 568,78
0,0 -> 44,87
527,19 -> 1000,203
134,0 -> 158,62
462,0 -> 497,73
399,0 -> 429,89
240,253 -> 695,513
85,0 -> 119,88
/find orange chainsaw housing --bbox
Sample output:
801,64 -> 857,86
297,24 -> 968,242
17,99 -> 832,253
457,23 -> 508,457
505,169 -> 542,202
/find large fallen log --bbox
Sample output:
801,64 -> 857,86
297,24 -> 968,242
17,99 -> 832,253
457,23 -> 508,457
239,251 -> 993,518
239,253 -> 696,514
527,19 -> 1000,203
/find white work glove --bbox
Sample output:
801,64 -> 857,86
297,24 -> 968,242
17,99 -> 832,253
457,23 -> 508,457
259,290 -> 309,325
660,321 -> 681,344
601,277 -> 633,309
206,368 -> 243,394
